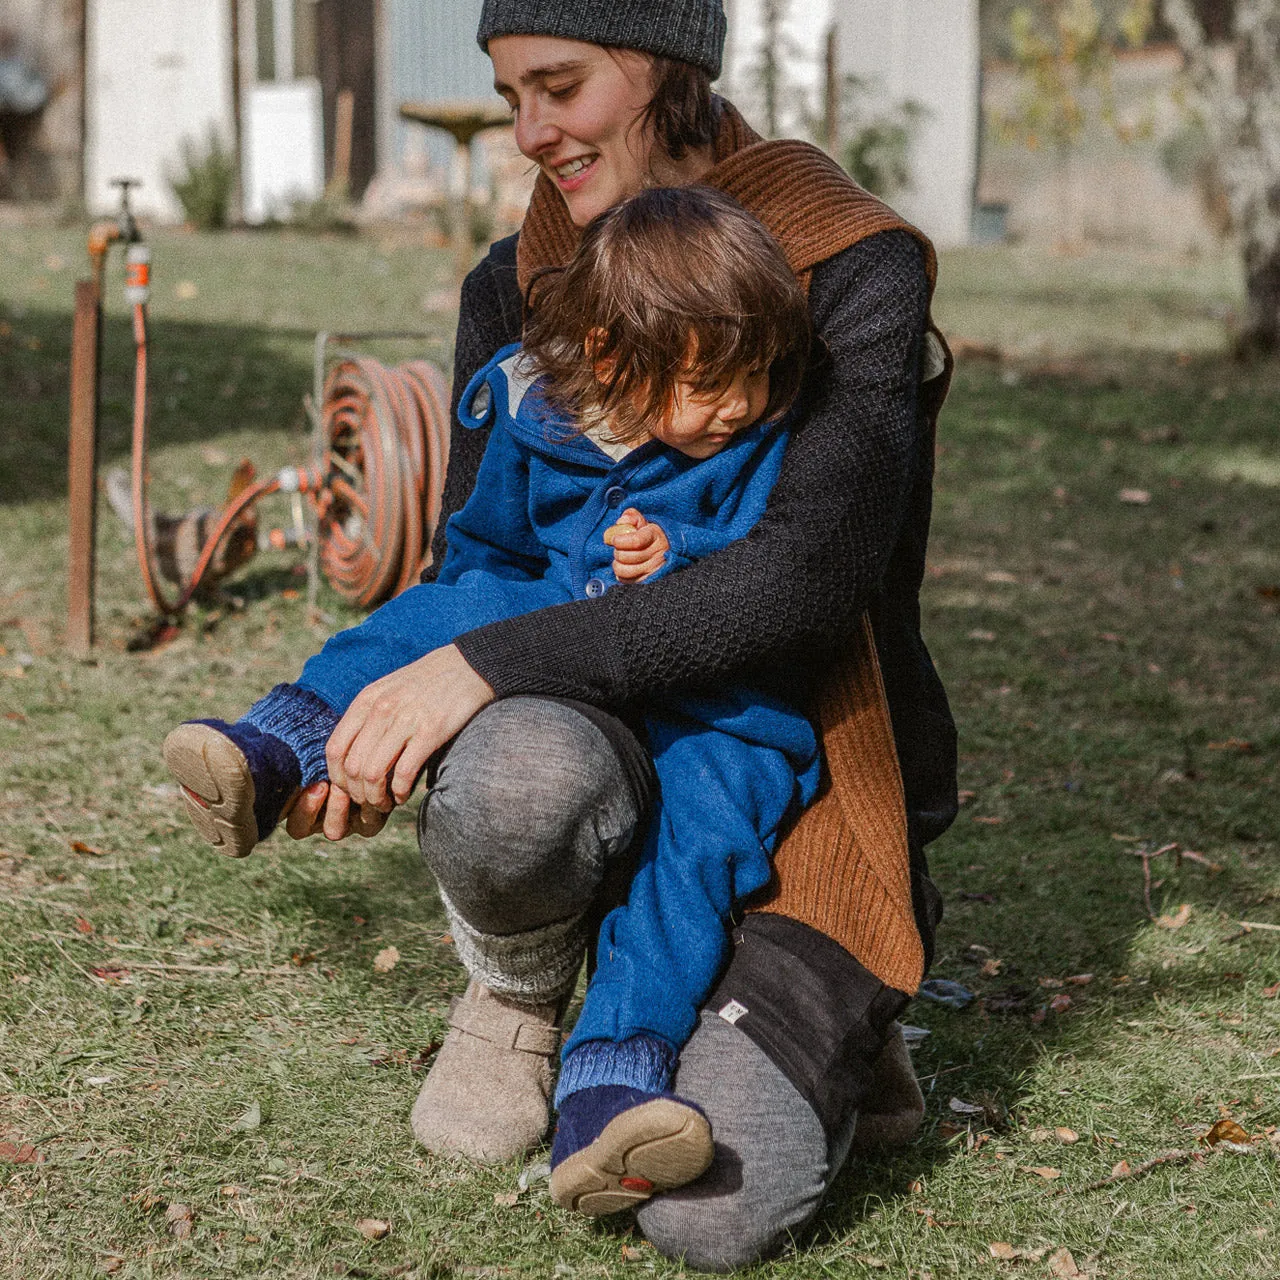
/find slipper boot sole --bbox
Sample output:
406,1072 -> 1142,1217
163,723 -> 259,858
550,1098 -> 713,1217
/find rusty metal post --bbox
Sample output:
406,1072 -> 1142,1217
67,278 -> 102,653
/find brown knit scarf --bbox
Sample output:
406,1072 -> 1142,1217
517,102 -> 948,995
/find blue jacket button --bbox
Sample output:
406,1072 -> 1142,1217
604,486 -> 626,507
585,577 -> 606,598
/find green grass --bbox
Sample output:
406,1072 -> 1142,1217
2,225 -> 1278,1278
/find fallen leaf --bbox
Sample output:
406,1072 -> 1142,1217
988,1243 -> 1050,1262
85,1075 -> 116,1087
1055,1127 -> 1079,1144
229,1101 -> 261,1132
957,789 -> 977,806
372,946 -> 400,973
75,917 -> 94,934
0,1140 -> 43,1164
174,280 -> 199,300
1207,738 -> 1255,753
1156,904 -> 1192,930
1048,1247 -> 1083,1278
356,1217 -> 391,1240
100,1257 -> 125,1274
1263,984 -> 1280,999
1065,974 -> 1094,986
967,629 -> 997,642
164,1202 -> 193,1238
1038,977 -> 1064,989
1029,1127 -> 1053,1142
493,1190 -> 520,1207
949,1097 -> 986,1116
90,966 -> 131,983
973,816 -> 1004,825
70,840 -> 107,857
1118,488 -> 1151,505
981,958 -> 1004,977
1025,1165 -> 1061,1180
620,1245 -> 645,1262
1201,1118 -> 1251,1147
1049,994 -> 1073,1013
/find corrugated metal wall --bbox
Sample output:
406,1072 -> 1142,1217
385,0 -> 495,176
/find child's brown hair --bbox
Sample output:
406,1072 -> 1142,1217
522,186 -> 812,446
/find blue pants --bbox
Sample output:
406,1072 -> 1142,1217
294,577 -> 818,1052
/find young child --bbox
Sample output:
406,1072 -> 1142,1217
163,186 -> 818,1214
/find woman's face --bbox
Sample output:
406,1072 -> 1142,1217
489,35 -> 657,227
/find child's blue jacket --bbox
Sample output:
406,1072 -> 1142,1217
299,346 -> 819,1049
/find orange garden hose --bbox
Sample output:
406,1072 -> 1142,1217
315,356 -> 451,607
127,299 -> 452,617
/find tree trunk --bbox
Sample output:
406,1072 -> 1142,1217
1163,0 -> 1280,356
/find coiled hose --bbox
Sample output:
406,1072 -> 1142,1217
129,303 -> 452,616
314,356 -> 451,607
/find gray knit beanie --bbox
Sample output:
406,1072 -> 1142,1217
477,0 -> 726,79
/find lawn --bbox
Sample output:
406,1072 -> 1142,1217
1,221 -> 1278,1279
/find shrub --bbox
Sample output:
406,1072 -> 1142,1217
169,128 -> 236,230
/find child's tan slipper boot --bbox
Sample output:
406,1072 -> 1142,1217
163,723 -> 258,858
550,1099 -> 714,1217
849,1021 -> 925,1151
411,980 -> 561,1163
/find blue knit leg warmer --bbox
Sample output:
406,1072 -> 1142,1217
552,1035 -> 701,1171
241,683 -> 340,787
555,1034 -> 677,1109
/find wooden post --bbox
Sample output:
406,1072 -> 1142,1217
67,279 -> 102,653
332,87 -> 355,197
456,137 -> 473,290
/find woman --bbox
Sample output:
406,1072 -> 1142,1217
287,1 -> 958,1269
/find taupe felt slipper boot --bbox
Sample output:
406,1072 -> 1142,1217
849,1021 -> 925,1151
411,980 -> 562,1163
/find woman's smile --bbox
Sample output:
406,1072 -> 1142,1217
488,34 -> 712,226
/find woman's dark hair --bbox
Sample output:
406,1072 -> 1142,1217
644,57 -> 718,160
522,186 -> 812,446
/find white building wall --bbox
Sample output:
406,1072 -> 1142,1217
836,0 -> 980,247
86,0 -> 235,220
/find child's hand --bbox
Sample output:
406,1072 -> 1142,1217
603,508 -> 670,583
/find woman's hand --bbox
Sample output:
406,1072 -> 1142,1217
604,508 -> 670,582
324,643 -> 496,811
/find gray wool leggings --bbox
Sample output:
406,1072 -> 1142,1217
417,695 -> 856,1271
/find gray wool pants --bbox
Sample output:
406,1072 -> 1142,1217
417,695 -> 856,1271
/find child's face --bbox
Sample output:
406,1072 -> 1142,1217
653,366 -> 771,459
